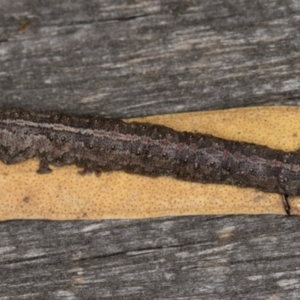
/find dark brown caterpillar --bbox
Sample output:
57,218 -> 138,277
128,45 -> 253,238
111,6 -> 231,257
0,108 -> 298,213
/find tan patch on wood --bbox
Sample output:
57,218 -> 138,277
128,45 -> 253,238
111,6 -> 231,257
1,106 -> 300,220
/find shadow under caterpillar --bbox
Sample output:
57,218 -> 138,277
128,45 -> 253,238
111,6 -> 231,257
0,108 -> 297,215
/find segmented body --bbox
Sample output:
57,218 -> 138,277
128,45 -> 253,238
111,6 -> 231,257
0,108 -> 299,196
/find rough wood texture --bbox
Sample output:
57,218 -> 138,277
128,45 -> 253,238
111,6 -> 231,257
1,0 -> 300,117
1,0 -> 300,299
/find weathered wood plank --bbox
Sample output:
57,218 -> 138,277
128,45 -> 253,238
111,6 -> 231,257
1,0 -> 300,299
0,216 -> 297,299
1,0 -> 300,117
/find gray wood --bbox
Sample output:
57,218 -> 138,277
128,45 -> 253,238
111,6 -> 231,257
1,0 -> 300,117
1,0 -> 300,299
0,216 -> 296,299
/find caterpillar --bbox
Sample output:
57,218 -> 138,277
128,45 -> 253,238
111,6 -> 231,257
0,108 -> 297,214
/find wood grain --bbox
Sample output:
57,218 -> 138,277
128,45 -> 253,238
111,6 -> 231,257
1,0 -> 300,117
1,0 -> 300,299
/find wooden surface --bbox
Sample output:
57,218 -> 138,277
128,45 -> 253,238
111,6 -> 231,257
1,0 -> 300,299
